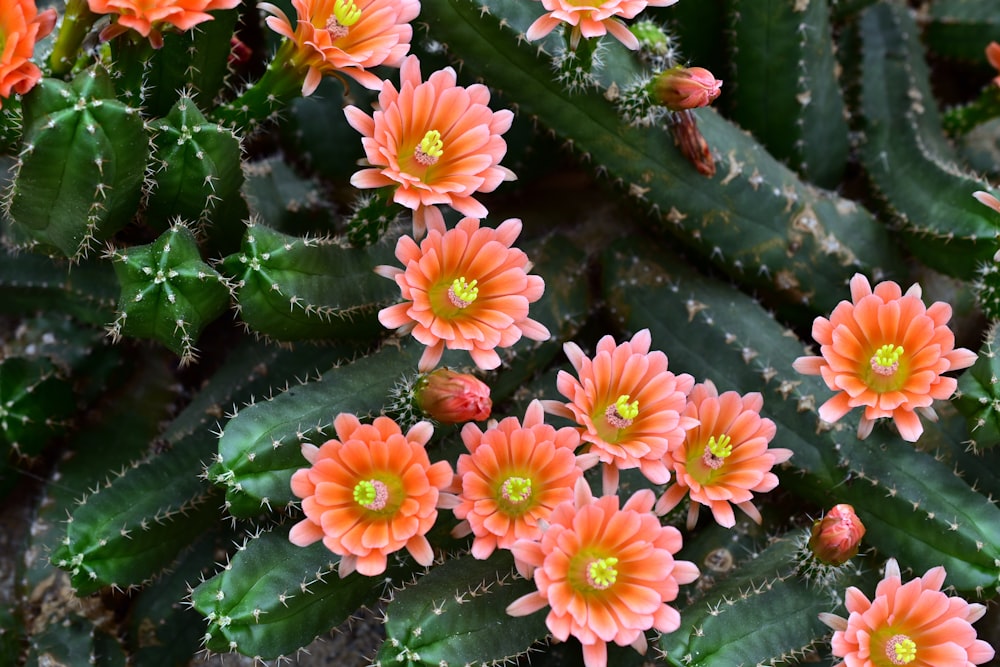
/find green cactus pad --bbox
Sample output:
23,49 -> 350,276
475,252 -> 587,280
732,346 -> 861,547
191,526 -> 413,659
221,220 -> 398,341
956,321 -> 1000,450
146,97 -> 245,231
727,0 -> 848,188
107,223 -> 231,363
377,552 -> 547,667
858,2 -> 1000,280
0,357 -> 74,457
5,67 -> 148,260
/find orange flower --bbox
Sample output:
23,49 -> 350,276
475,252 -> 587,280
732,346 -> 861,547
288,413 -> 453,577
0,0 -> 56,106
261,0 -> 418,94
819,558 -> 995,667
987,41 -> 1000,87
542,329 -> 696,493
792,273 -> 977,442
344,55 -> 516,239
506,479 -> 699,667
89,0 -> 239,49
451,400 -> 587,560
655,380 -> 791,530
375,216 -> 549,372
525,0 -> 679,50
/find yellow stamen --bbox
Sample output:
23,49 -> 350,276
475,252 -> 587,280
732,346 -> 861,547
448,277 -> 478,308
333,0 -> 361,26
708,434 -> 732,459
614,395 -> 639,420
886,634 -> 916,665
587,557 -> 619,590
605,394 -> 638,429
501,476 -> 532,504
353,479 -> 388,510
414,130 -> 444,166
871,344 -> 904,377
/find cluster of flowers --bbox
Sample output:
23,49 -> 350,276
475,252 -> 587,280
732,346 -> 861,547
3,0 -> 993,665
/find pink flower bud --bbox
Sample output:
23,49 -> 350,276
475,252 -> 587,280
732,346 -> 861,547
808,504 -> 865,566
653,66 -> 722,112
415,369 -> 491,423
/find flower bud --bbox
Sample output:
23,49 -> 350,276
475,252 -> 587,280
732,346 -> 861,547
415,369 -> 491,423
987,41 -> 1000,87
653,66 -> 722,112
808,504 -> 865,566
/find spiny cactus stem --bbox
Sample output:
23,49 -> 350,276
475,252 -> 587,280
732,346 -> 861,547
213,40 -> 313,133
48,0 -> 99,76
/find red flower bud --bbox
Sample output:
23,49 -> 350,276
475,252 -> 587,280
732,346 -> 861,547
415,369 -> 491,423
653,66 -> 722,112
808,504 -> 865,566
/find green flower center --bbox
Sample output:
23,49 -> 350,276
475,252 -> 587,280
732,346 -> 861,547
415,129 -> 444,166
885,634 -> 916,665
586,557 -> 618,590
353,479 -> 389,511
501,476 -> 532,504
448,277 -> 479,308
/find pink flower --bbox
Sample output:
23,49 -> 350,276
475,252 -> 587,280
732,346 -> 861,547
542,329 -> 696,493
792,274 -> 977,442
344,55 -> 516,239
89,0 -> 239,49
288,414 -> 453,577
0,0 -> 56,106
653,66 -> 723,111
655,380 -> 792,530
415,368 -> 492,423
261,0 -> 418,94
506,479 -> 699,667
526,0 -> 679,50
808,504 -> 865,566
375,216 -> 549,372
451,400 -> 586,560
819,558 -> 995,667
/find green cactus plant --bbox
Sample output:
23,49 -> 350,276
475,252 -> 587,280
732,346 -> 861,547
2,0 -> 1000,665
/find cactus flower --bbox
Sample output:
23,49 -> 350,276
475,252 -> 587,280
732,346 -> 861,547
415,368 -> 492,423
344,55 -> 516,239
261,0 -> 419,94
506,478 -> 699,667
792,273 -> 977,442
652,66 -> 723,111
988,41 -> 1000,88
542,329 -> 697,494
525,0 -> 679,50
0,0 -> 56,107
808,504 -> 865,566
288,413 -> 453,577
88,0 -> 239,48
375,216 -> 549,372
451,400 -> 587,560
819,558 -> 995,667
655,380 -> 791,530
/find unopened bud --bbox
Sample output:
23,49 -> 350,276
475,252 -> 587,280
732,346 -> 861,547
808,504 -> 865,566
415,369 -> 491,423
653,66 -> 722,112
